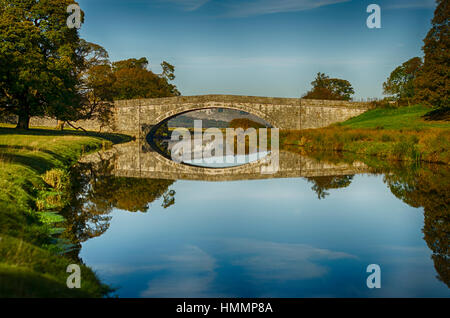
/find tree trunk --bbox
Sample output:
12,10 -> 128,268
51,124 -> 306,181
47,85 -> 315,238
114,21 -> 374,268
57,120 -> 65,131
16,113 -> 30,130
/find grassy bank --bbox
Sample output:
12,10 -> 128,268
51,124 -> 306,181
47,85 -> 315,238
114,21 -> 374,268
281,105 -> 450,165
0,126 -> 131,297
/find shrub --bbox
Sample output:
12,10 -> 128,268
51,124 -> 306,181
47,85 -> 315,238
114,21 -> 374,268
381,134 -> 394,142
409,135 -> 419,144
392,140 -> 418,161
42,169 -> 70,192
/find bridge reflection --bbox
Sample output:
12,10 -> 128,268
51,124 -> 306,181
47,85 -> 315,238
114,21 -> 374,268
80,140 -> 370,182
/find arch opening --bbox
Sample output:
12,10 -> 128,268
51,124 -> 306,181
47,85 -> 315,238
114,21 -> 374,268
147,108 -> 274,169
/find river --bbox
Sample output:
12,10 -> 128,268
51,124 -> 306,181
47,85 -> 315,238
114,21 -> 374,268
61,141 -> 449,298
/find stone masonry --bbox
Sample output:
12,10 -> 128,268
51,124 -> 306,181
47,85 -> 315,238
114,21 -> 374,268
31,95 -> 372,137
80,140 -> 370,182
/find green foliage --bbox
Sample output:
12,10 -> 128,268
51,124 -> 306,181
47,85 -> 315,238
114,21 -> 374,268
86,175 -> 175,213
111,58 -> 180,100
0,2 -> 181,130
414,0 -> 450,108
0,0 -> 85,129
381,134 -> 394,142
42,169 -> 70,192
383,57 -> 422,103
303,72 -> 355,101
37,212 -> 65,225
161,61 -> 176,81
392,138 -> 420,161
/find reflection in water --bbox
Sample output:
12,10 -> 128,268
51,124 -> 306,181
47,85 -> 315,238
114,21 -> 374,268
149,125 -> 273,168
383,165 -> 449,288
63,143 -> 449,297
306,175 -> 354,200
60,153 -> 176,261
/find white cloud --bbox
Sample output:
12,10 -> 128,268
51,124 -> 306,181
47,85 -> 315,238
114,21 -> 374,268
226,0 -> 350,17
384,0 -> 436,10
165,0 -> 210,11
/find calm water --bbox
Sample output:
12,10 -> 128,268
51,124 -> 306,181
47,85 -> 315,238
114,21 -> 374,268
65,143 -> 449,298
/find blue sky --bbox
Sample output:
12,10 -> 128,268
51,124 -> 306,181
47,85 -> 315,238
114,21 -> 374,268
76,0 -> 436,99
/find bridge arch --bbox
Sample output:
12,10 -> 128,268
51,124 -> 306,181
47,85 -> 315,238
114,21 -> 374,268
146,105 -> 276,171
151,103 -> 278,130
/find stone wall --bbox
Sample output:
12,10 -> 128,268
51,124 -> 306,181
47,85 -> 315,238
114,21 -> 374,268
27,95 -> 372,136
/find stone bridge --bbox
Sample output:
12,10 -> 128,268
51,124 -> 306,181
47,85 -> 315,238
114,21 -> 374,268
81,141 -> 370,182
30,95 -> 371,136
112,95 -> 371,138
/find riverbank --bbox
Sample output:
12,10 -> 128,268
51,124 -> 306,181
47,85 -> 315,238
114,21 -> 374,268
0,126 -> 131,297
281,105 -> 450,165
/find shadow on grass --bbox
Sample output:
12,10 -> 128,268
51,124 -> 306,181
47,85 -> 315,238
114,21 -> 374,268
0,127 -> 134,144
0,128 -> 133,174
0,152 -> 56,174
0,267 -> 91,298
0,145 -> 67,165
423,107 -> 450,121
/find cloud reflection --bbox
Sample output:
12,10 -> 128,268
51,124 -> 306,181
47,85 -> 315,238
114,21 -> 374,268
140,245 -> 219,297
222,238 -> 358,281
136,239 -> 357,297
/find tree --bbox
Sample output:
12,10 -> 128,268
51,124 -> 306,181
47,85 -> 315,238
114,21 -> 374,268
414,0 -> 449,108
303,73 -> 355,101
113,57 -> 149,71
327,78 -> 355,101
73,42 -> 116,130
0,0 -> 85,129
229,118 -> 265,130
307,175 -> 354,199
383,57 -> 423,105
160,61 -> 176,81
111,58 -> 180,100
54,40 -> 116,131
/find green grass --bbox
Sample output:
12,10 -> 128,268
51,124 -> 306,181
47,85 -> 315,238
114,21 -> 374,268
0,236 -> 110,298
281,105 -> 450,165
0,126 -> 130,297
340,105 -> 450,130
